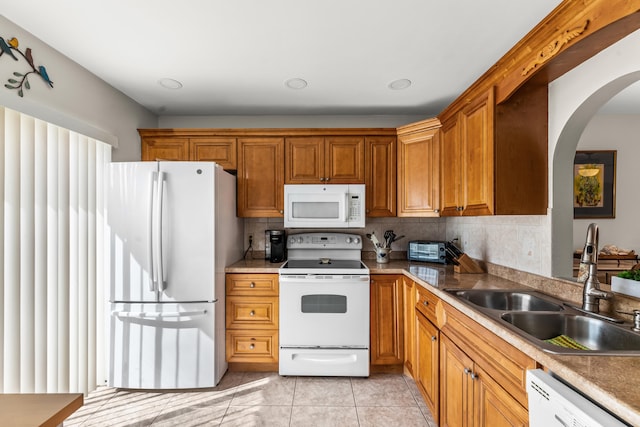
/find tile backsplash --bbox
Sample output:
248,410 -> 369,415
243,217 -> 447,254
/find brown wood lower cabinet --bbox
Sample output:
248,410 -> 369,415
370,275 -> 404,368
410,284 -> 533,427
225,273 -> 279,370
440,334 -> 528,427
402,277 -> 416,375
415,310 -> 439,423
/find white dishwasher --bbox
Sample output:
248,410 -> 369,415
527,369 -> 629,427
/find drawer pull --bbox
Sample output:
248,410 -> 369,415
250,282 -> 256,288
250,310 -> 255,316
249,344 -> 255,350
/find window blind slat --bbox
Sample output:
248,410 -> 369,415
0,106 -> 109,395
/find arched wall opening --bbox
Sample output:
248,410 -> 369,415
549,29 -> 640,278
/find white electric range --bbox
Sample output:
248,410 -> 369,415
278,232 -> 370,376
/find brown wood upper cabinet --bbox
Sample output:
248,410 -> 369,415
440,84 -> 547,216
190,137 -> 237,170
237,137 -> 284,218
396,118 -> 441,217
440,89 -> 494,216
140,131 -> 237,170
365,136 -> 396,217
141,137 -> 190,162
285,136 -> 364,184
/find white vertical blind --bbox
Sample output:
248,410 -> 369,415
0,106 -> 111,395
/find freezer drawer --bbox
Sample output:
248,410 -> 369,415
108,302 -> 219,389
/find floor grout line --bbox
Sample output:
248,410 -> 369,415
65,372 -> 433,426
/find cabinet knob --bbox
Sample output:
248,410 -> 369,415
434,209 -> 440,213
464,368 -> 472,375
250,282 -> 256,288
250,310 -> 255,316
423,300 -> 429,306
279,210 -> 284,214
457,206 -> 464,211
470,372 -> 478,380
431,336 -> 437,342
249,344 -> 255,350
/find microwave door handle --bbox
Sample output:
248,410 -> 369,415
345,193 -> 349,221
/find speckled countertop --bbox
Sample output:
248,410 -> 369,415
226,258 -> 640,426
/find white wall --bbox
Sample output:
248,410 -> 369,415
159,114 -> 425,129
0,15 -> 157,161
573,115 -> 640,252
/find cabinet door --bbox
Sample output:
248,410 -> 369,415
460,89 -> 494,216
190,137 -> 237,170
473,365 -> 528,427
416,311 -> 439,423
402,277 -> 416,374
325,136 -> 365,183
142,138 -> 189,161
285,137 -> 324,183
365,136 -> 396,217
397,129 -> 440,216
440,116 -> 462,216
370,275 -> 403,365
440,334 -> 474,427
237,138 -> 284,217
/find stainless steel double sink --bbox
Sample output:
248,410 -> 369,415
446,289 -> 640,355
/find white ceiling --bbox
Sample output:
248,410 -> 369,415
3,1 -> 636,117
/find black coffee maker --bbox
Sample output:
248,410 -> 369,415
267,230 -> 286,263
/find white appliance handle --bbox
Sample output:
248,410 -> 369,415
292,353 -> 357,364
345,192 -> 350,222
156,171 -> 166,291
111,310 -> 208,318
148,171 -> 157,292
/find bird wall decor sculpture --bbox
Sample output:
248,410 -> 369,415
1,35 -> 53,97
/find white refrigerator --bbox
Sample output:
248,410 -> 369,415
106,161 -> 242,389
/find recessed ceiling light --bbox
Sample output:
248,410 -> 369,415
158,78 -> 183,90
388,79 -> 412,90
285,78 -> 308,90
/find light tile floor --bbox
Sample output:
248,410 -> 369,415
63,372 -> 437,426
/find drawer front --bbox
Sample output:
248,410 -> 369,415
415,286 -> 439,323
226,330 -> 278,363
226,296 -> 279,329
226,274 -> 278,296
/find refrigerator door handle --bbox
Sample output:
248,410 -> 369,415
156,171 -> 166,291
111,309 -> 208,318
148,171 -> 158,292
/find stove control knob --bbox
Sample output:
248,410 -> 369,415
353,237 -> 361,244
346,237 -> 353,243
297,237 -> 304,244
289,237 -> 296,244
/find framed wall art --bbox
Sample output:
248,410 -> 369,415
573,150 -> 616,218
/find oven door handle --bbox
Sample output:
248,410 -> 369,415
291,353 -> 358,365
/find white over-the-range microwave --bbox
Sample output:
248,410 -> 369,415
284,184 -> 365,228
